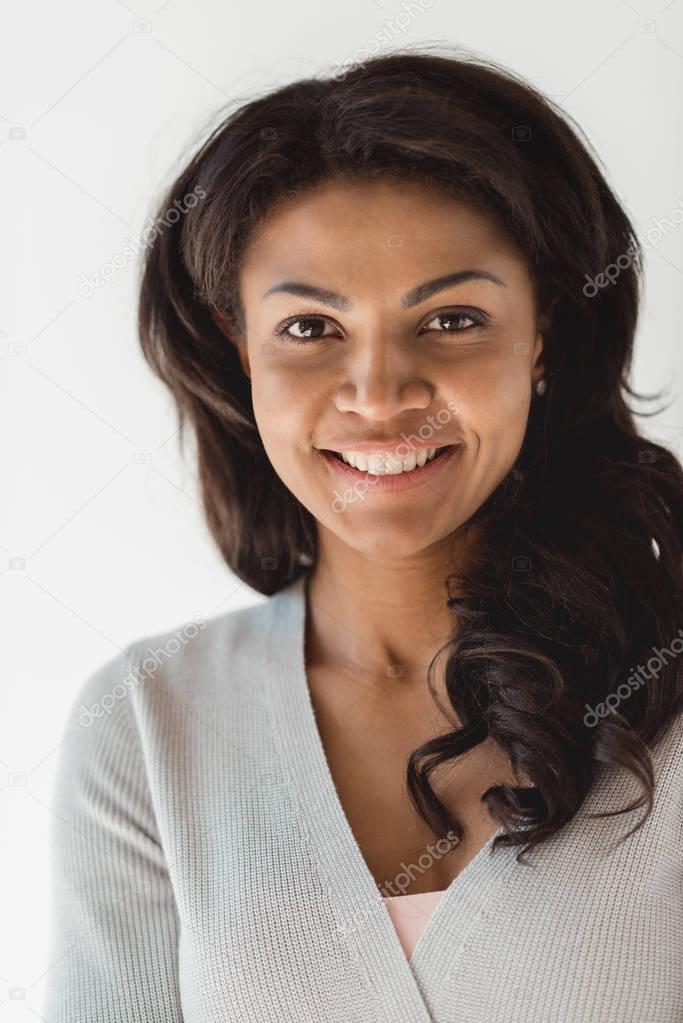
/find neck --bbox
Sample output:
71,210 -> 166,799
305,527 -> 474,692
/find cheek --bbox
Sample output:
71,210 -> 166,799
451,356 -> 532,451
250,365 -> 321,469
252,363 -> 300,423
250,367 -> 341,528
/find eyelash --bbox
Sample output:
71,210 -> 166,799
273,307 -> 488,346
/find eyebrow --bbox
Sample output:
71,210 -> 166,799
261,269 -> 506,310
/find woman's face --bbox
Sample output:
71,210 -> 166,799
230,178 -> 546,558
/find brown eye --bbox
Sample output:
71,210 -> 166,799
275,316 -> 340,345
422,310 -> 484,333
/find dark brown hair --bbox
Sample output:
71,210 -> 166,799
138,44 -> 683,859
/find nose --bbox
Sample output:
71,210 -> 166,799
333,342 -> 433,419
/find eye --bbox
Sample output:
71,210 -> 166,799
273,306 -> 487,346
275,315 -> 340,345
420,308 -> 487,334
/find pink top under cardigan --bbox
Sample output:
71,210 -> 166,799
383,890 -> 447,959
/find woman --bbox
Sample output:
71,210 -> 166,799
44,47 -> 683,1022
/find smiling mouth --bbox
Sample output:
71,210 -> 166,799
321,444 -> 457,476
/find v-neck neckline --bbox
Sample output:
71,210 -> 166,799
266,572 -> 520,1017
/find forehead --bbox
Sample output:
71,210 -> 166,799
238,177 -> 531,300
245,176 -> 509,243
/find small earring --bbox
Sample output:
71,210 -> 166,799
535,377 -> 547,396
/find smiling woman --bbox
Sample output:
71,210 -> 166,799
44,45 -> 683,1023
216,178 -> 547,553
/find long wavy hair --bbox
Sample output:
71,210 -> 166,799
137,45 -> 683,860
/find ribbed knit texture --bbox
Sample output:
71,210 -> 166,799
43,570 -> 683,1022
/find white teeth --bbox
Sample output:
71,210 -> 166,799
339,446 -> 442,474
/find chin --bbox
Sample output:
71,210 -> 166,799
335,516 -> 454,560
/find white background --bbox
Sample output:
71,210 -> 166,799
2,0 -> 682,1017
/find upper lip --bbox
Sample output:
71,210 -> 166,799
316,439 -> 462,454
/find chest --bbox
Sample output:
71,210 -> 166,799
305,665 -> 528,894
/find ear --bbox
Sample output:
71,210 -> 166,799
212,309 -> 250,379
531,297 -> 558,385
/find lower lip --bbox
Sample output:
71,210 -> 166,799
317,444 -> 464,494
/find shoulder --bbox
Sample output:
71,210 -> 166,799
65,592 -> 273,738
649,704 -> 683,821
51,581 -> 305,853
651,704 -> 683,765
125,593 -> 272,701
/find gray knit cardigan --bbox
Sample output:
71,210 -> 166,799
43,572 -> 683,1022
